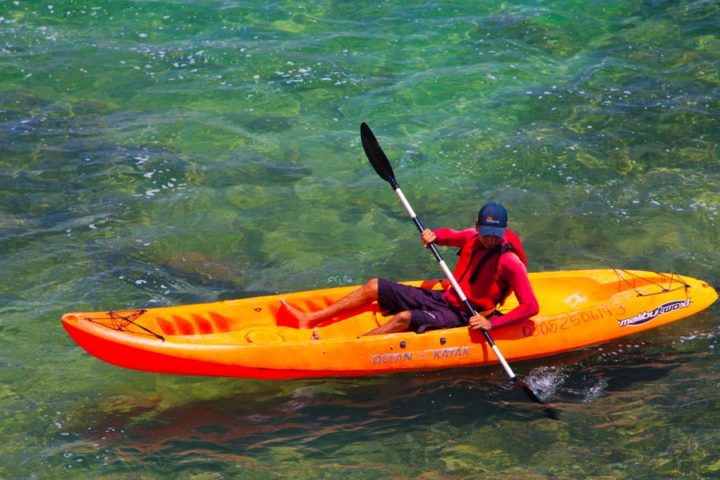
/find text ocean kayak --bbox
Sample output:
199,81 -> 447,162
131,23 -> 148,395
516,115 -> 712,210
61,269 -> 717,379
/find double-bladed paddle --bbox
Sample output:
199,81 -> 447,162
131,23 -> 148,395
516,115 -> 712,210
360,122 -> 556,415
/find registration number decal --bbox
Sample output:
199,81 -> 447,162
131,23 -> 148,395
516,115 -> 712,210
521,302 -> 627,338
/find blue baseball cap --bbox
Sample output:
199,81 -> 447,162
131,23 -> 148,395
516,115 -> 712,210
477,203 -> 508,238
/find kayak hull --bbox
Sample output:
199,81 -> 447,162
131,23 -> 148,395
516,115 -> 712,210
61,269 -> 717,379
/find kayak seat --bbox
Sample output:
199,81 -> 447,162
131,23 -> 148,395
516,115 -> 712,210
245,329 -> 284,344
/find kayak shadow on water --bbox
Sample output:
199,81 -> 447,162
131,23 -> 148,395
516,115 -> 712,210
70,369 -> 553,458
517,335 -> 701,408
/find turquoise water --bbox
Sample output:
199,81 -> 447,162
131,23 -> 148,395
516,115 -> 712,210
2,0 -> 719,478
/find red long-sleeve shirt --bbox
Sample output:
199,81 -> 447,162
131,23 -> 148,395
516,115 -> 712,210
434,228 -> 539,328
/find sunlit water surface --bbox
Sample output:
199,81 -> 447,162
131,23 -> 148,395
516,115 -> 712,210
1,1 -> 719,478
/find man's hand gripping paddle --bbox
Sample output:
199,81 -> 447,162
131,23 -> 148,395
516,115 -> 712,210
360,122 -> 558,417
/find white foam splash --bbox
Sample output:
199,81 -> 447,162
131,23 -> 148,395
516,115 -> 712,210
526,366 -> 568,402
582,379 -> 609,403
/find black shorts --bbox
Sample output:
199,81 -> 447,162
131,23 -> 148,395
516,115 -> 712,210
377,279 -> 467,333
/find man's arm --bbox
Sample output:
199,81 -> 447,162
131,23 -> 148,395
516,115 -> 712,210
425,228 -> 475,248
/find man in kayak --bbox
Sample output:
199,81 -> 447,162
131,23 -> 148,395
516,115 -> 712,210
281,203 -> 539,335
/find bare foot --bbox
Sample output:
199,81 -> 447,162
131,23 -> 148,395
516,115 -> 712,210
280,299 -> 314,329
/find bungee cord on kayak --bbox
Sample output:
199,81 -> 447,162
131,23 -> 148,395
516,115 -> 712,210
85,309 -> 164,341
613,269 -> 690,296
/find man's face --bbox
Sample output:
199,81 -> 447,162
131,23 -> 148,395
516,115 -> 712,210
475,219 -> 503,248
479,234 -> 502,249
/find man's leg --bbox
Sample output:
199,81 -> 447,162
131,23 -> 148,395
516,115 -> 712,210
281,278 -> 380,329
363,311 -> 412,336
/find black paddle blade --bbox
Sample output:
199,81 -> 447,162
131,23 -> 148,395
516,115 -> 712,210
360,122 -> 397,187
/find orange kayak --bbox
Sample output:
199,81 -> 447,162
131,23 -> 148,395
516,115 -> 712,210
61,269 -> 717,379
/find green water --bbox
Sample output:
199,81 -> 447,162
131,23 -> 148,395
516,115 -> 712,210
1,0 -> 719,478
